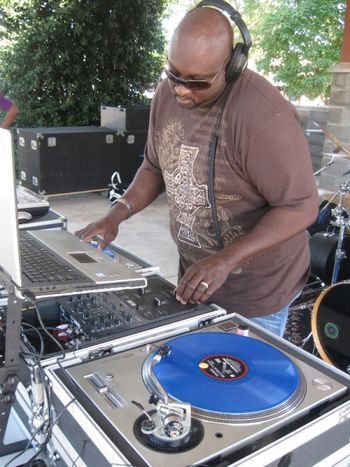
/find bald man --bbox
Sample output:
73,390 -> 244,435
77,4 -> 318,337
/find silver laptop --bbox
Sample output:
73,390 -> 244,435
0,129 -> 147,299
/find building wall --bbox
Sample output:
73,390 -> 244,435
295,105 -> 329,174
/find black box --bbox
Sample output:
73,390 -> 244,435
17,126 -> 119,195
117,130 -> 148,184
100,105 -> 150,131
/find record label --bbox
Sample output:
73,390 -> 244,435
199,354 -> 248,380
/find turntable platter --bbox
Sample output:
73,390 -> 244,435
143,332 -> 306,423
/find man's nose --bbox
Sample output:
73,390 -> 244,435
174,84 -> 192,96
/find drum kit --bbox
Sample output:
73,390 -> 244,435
290,178 -> 350,375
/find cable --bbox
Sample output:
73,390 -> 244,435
208,82 -> 235,249
21,322 -> 45,359
22,396 -> 77,467
3,418 -> 47,467
34,302 -> 66,361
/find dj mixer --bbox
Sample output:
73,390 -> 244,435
20,274 -> 225,362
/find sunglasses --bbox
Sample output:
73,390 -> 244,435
164,62 -> 226,91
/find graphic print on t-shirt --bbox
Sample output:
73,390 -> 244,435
164,144 -> 210,248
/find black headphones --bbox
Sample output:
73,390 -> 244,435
196,0 -> 252,82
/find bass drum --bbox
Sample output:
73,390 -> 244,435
311,281 -> 350,374
309,232 -> 350,284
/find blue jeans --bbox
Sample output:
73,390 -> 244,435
250,302 -> 291,337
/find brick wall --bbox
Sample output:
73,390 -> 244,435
295,105 -> 329,173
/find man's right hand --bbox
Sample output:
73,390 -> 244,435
75,216 -> 119,249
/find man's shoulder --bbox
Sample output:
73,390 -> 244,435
225,69 -> 298,133
153,79 -> 171,101
232,69 -> 295,115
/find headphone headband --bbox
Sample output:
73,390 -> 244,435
195,0 -> 252,81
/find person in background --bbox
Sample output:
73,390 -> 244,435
76,1 -> 319,337
0,93 -> 19,128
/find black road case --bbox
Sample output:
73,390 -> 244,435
117,129 -> 147,185
17,126 -> 120,195
100,105 -> 150,131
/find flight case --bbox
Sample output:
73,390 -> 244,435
17,126 -> 119,195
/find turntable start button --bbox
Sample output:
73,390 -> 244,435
312,378 -> 333,391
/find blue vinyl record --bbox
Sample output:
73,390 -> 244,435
149,332 -> 300,415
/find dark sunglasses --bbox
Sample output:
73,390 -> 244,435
164,62 -> 226,91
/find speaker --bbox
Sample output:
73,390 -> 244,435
196,0 -> 252,82
17,126 -> 119,195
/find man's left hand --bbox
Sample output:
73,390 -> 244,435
175,253 -> 231,304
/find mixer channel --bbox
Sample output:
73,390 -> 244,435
58,274 -> 215,340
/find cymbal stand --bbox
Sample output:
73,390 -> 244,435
330,180 -> 350,284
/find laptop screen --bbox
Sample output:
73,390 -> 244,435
0,129 -> 22,287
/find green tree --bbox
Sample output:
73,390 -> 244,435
0,0 -> 169,126
245,0 -> 346,101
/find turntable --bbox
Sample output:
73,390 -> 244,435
46,313 -> 350,466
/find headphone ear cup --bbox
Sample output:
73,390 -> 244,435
225,43 -> 248,82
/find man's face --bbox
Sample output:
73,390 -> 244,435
166,53 -> 229,109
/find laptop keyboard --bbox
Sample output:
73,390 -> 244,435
20,232 -> 88,283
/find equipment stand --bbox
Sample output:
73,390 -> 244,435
0,290 -> 27,455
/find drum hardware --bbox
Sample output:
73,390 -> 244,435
329,180 -> 350,284
295,181 -> 350,359
313,154 -> 335,177
312,121 -> 350,158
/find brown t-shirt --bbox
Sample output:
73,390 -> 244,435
144,69 -> 318,317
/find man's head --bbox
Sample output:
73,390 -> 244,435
167,7 -> 233,109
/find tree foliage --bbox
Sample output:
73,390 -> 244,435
0,0 -> 169,126
243,0 -> 346,101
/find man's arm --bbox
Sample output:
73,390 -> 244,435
175,203 -> 318,304
75,163 -> 164,248
1,104 -> 19,129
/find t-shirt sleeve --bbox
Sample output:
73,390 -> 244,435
0,94 -> 13,112
244,111 -> 319,211
143,85 -> 163,173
